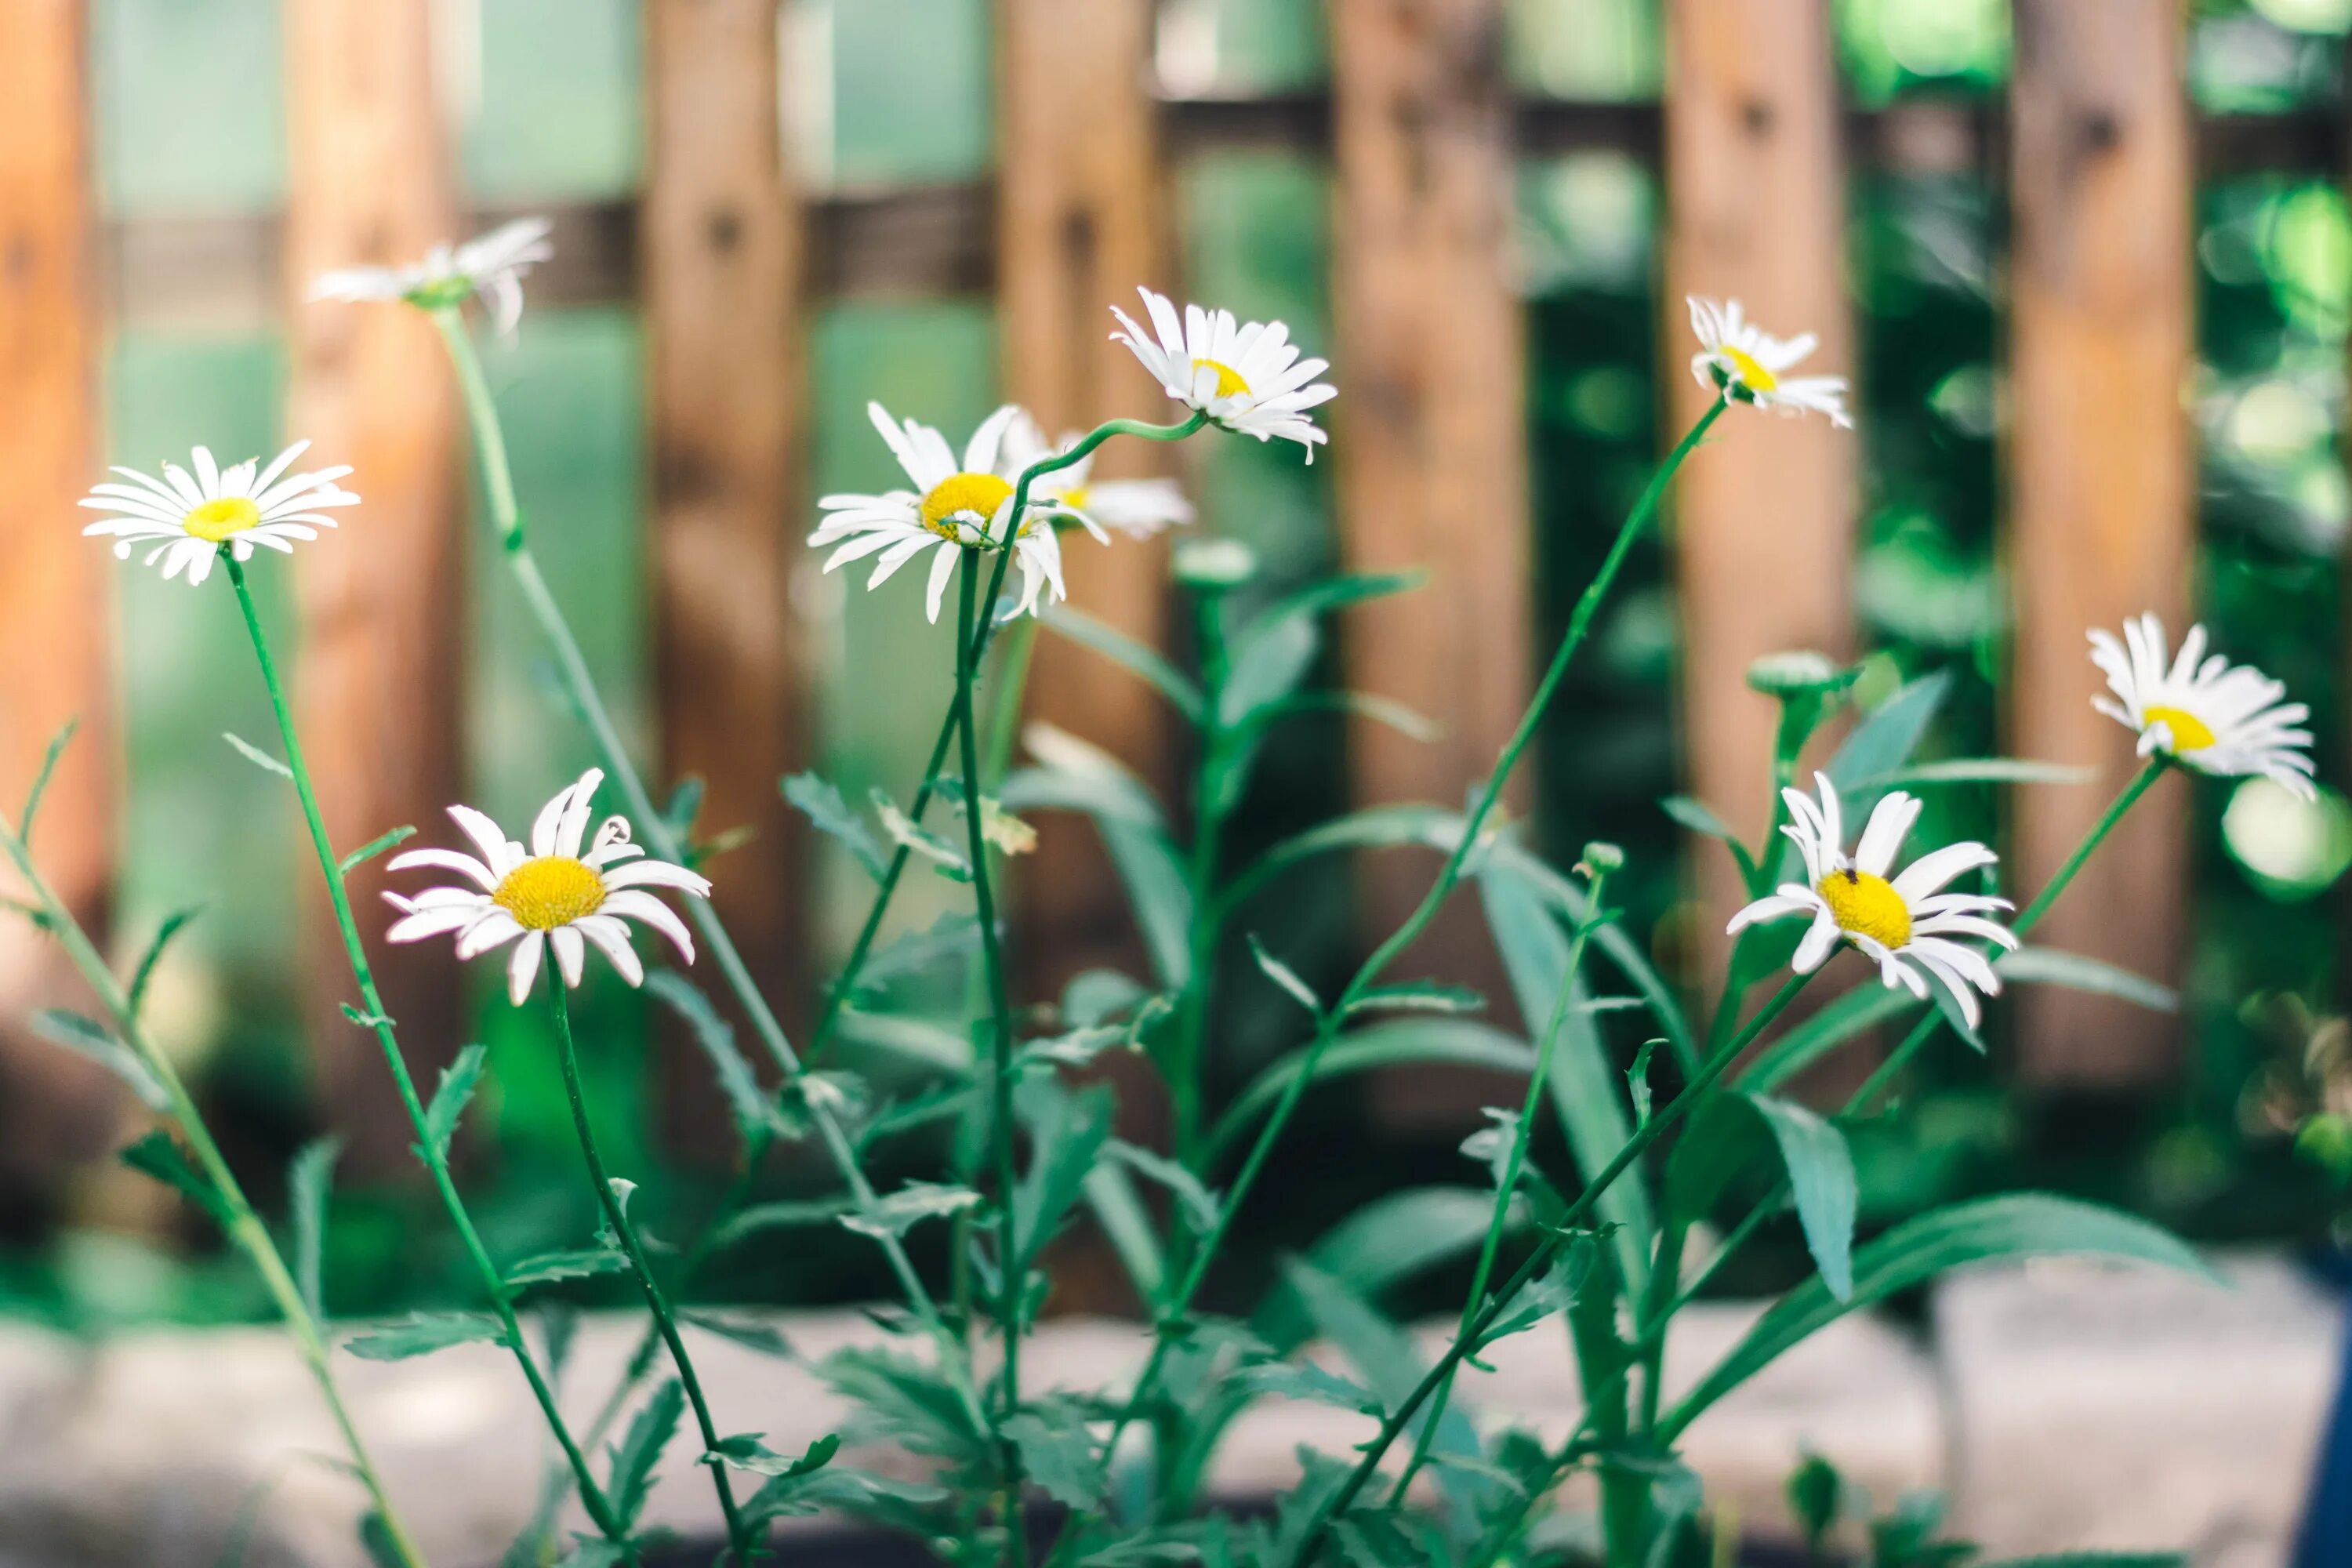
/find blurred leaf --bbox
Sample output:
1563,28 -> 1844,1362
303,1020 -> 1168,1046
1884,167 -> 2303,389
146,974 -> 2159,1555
1247,935 -> 1322,1018
1041,604 -> 1204,721
344,1312 -> 503,1362
288,1136 -> 340,1318
1102,1138 -> 1219,1233
839,1181 -> 981,1240
1013,1081 -> 1113,1266
1344,982 -> 1483,1018
503,1247 -> 627,1290
853,912 -> 984,998
1224,804 -> 1466,912
713,1197 -> 855,1252
874,793 -> 971,883
1661,795 -> 1760,885
1240,571 -> 1424,655
20,718 -> 76,844
222,731 -> 293,782
1856,758 -> 2094,789
1007,725 -> 1192,986
817,1346 -> 986,1461
2001,946 -> 2176,1013
1218,613 -> 1319,728
419,1044 -> 489,1162
119,1129 -> 229,1225
1230,1359 -> 1381,1417
644,970 -> 769,1145
608,1379 -> 684,1527
34,1008 -> 166,1112
1210,1021 -> 1532,1165
783,772 -> 887,882
1004,1404 -> 1105,1508
1235,691 -> 1439,746
1661,1195 -> 2212,1439
1257,1186 -> 1509,1352
662,775 -> 706,841
681,1312 -> 793,1358
1478,1233 -> 1599,1345
1484,839 -> 1696,1078
127,904 -> 205,1021
1083,1161 -> 1166,1304
710,1430 -> 840,1478
357,1512 -> 403,1568
336,826 -> 416,877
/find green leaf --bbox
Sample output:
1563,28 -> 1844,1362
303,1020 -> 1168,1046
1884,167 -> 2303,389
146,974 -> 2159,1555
662,775 -> 706,841
643,970 -> 769,1145
1671,1093 -> 1856,1300
1219,612 -> 1319,729
1661,1194 -> 2212,1439
840,1181 -> 982,1240
126,905 -> 205,1022
1004,1405 -> 1106,1508
873,793 -> 970,883
1737,984 -> 1915,1094
419,1044 -> 489,1162
817,1346 -> 987,1461
503,1247 -> 628,1290
1234,691 -> 1439,746
1082,1161 -> 1166,1303
1041,604 -> 1205,722
713,1196 -> 855,1251
1661,795 -> 1760,885
608,1379 -> 684,1527
740,1463 -> 948,1530
288,1136 -> 340,1319
1102,1138 -> 1219,1233
344,1312 -> 503,1361
1240,571 -> 1424,653
336,825 -> 416,877
782,772 -> 887,882
1825,671 -> 1951,793
119,1129 -> 229,1225
1343,981 -> 1483,1018
222,731 -> 293,781
357,1512 -> 404,1568
1477,1234 -> 1599,1345
681,1311 -> 793,1358
853,911 -> 984,998
1012,1081 -> 1114,1266
1247,935 -> 1322,1018
709,1430 -> 840,1478
2001,946 -> 2176,1013
1209,1020 -> 1533,1166
20,718 -> 76,844
1229,1359 -> 1382,1416
1256,1186 -> 1509,1352
1855,757 -> 2096,789
32,1007 -> 167,1111
1223,804 -> 1467,912
1007,724 -> 1192,986
1978,1556 -> 2186,1568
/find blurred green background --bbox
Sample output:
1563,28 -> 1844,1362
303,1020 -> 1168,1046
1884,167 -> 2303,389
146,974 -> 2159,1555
34,0 -> 2352,1328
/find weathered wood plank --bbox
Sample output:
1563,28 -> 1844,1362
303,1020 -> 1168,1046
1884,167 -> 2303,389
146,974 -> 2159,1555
644,0 -> 808,1138
0,0 -> 125,1187
1329,0 -> 1531,984
998,0 -> 1169,1001
283,0 -> 466,1174
2009,0 -> 2192,1087
1664,0 -> 1857,1002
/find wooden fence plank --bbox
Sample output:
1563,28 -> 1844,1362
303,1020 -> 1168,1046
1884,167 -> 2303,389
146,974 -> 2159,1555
644,0 -> 808,1139
1329,0 -> 1531,979
997,0 -> 1168,998
284,0 -> 465,1175
1664,0 -> 1858,1007
2008,0 -> 2191,1087
0,0 -> 125,1190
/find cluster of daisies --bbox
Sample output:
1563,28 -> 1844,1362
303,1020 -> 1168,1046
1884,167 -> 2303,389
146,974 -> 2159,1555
64,219 -> 2326,1022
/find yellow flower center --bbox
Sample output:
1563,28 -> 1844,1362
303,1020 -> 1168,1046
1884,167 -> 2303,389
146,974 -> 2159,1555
492,856 -> 606,931
1056,482 -> 1091,514
1817,868 -> 1911,950
918,472 -> 1014,539
2142,703 -> 2216,752
1720,346 -> 1779,394
1194,358 -> 1251,399
183,496 -> 260,543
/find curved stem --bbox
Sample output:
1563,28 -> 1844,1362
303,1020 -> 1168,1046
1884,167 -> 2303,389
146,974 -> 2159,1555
0,815 -> 429,1568
221,557 -> 633,1561
546,967 -> 754,1562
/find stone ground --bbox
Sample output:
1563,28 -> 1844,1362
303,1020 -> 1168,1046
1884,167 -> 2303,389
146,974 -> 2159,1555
0,1252 -> 2330,1567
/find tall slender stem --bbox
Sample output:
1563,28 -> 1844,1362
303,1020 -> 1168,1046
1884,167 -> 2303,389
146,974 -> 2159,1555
546,968 -> 755,1563
1284,970 -> 1813,1568
220,557 -> 636,1560
0,812 -> 430,1568
1388,872 -> 1611,1503
1102,399 -> 1727,1471
1170,586 -> 1232,1190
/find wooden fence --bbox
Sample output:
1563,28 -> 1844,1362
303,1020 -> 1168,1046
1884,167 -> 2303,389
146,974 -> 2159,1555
0,0 -> 2342,1175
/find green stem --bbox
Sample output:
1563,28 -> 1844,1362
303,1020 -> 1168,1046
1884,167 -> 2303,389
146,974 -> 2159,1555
220,557 -> 633,1563
954,551 -> 1032,1566
1171,586 -> 1233,1190
546,967 -> 755,1563
1387,872 -> 1612,1504
0,815 -> 430,1568
1103,398 -> 1727,1475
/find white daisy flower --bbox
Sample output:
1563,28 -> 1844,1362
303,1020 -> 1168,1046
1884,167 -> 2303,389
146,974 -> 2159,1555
2089,613 -> 2316,800
383,768 -> 711,1007
78,441 -> 358,587
810,402 -> 1069,623
308,216 -> 555,337
1727,772 -> 2018,1028
1109,287 -> 1335,460
1004,413 -> 1194,541
1686,296 -> 1851,427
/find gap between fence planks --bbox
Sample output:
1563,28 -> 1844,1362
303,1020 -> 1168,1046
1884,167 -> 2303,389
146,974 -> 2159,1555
2008,0 -> 2192,1087
1330,0 -> 1531,1006
283,0 -> 466,1176
0,0 -> 124,1192
644,0 -> 810,1149
1664,0 -> 1860,1082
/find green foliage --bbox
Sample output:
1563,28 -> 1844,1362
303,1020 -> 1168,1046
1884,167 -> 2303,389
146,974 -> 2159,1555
287,1137 -> 339,1318
33,1007 -> 167,1111
418,1044 -> 489,1162
343,1312 -> 504,1362
119,1129 -> 229,1226
606,1379 -> 684,1529
782,771 -> 889,882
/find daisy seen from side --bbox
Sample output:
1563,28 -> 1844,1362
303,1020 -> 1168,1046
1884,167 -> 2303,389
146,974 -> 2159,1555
79,441 -> 358,586
308,216 -> 555,337
1109,286 -> 1334,459
2089,613 -> 2316,800
1686,296 -> 1852,427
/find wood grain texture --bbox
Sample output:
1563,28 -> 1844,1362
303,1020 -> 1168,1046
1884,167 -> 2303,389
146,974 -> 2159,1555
1664,0 -> 1858,996
2009,0 -> 2190,1087
284,0 -> 465,1174
0,0 -> 125,1188
997,0 -> 1169,996
644,0 -> 808,1142
1329,0 -> 1530,985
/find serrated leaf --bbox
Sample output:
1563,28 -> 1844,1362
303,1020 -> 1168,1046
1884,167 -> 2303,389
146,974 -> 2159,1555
873,793 -> 971,882
1229,1359 -> 1383,1416
20,718 -> 76,844
643,970 -> 768,1145
1040,604 -> 1205,722
608,1379 -> 684,1527
344,1312 -> 503,1361
503,1247 -> 628,1290
1012,1080 -> 1114,1267
1004,1406 -> 1105,1508
709,1430 -> 840,1478
782,772 -> 887,882
681,1311 -> 793,1358
853,911 -> 984,998
336,826 -> 416,877
1247,935 -> 1321,1018
33,1007 -> 167,1111
419,1044 -> 488,1161
288,1136 -> 339,1318
840,1181 -> 981,1240
126,904 -> 204,1022
119,1128 -> 229,1225
222,731 -> 293,780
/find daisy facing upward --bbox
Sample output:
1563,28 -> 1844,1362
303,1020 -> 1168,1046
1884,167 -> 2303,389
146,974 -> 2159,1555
1729,773 -> 2019,1027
